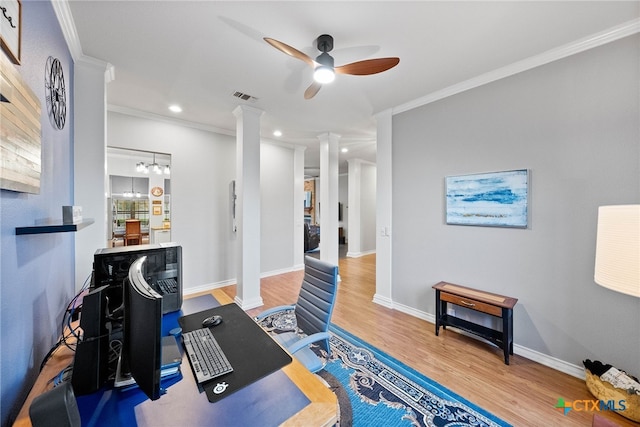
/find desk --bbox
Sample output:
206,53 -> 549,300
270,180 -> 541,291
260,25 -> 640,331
433,281 -> 517,365
13,290 -> 337,426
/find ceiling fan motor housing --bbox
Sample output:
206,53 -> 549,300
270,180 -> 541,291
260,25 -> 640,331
315,52 -> 334,68
317,34 -> 334,53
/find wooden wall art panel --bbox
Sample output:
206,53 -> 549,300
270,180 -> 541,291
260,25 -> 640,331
0,51 -> 41,193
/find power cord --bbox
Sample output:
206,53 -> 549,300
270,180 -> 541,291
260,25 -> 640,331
39,273 -> 93,372
48,364 -> 73,387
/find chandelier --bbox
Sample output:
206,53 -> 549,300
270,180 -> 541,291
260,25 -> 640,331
123,177 -> 141,198
135,153 -> 170,175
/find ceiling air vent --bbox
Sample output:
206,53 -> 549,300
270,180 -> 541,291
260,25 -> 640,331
231,91 -> 258,103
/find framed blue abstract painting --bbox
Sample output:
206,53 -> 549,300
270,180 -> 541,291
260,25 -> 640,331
445,169 -> 529,228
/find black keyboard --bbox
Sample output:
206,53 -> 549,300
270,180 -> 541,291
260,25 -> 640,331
157,278 -> 177,294
182,328 -> 233,383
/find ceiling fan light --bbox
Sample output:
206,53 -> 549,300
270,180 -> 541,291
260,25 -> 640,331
314,66 -> 335,84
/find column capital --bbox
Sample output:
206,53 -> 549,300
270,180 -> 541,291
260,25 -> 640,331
233,105 -> 264,119
374,108 -> 393,121
317,132 -> 341,143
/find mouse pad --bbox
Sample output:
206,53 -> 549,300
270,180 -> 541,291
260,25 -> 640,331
178,303 -> 292,403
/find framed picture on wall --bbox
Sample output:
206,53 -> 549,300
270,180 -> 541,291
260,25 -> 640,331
445,169 -> 529,228
152,205 -> 162,215
0,0 -> 21,64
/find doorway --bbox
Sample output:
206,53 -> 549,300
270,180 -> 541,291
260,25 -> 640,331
107,147 -> 171,247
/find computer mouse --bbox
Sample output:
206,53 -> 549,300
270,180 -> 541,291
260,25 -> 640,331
202,315 -> 223,328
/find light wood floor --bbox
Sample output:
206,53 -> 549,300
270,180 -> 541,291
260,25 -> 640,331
213,254 -> 637,427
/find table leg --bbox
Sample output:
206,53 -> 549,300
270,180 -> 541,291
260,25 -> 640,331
435,290 -> 441,336
502,308 -> 510,365
509,309 -> 514,355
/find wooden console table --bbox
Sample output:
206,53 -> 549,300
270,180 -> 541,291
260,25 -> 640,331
432,281 -> 518,365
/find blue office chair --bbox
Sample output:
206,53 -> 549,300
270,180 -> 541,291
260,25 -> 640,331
255,256 -> 339,373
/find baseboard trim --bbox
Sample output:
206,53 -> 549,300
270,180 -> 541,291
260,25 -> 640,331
183,279 -> 236,296
234,295 -> 264,311
183,264 -> 306,297
376,299 -> 585,380
346,249 -> 376,258
260,264 -> 304,278
372,293 -> 393,309
514,344 -> 585,379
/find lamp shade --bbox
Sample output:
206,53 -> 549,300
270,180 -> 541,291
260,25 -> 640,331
594,205 -> 640,297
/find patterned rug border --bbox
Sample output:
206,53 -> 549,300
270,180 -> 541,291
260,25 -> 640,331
329,324 -> 511,427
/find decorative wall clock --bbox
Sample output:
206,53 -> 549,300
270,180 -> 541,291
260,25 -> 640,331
151,186 -> 164,197
44,56 -> 66,130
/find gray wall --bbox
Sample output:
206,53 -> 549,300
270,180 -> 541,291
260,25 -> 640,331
392,35 -> 639,373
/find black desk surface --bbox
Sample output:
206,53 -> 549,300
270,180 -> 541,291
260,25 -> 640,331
75,295 -> 308,426
178,303 -> 293,402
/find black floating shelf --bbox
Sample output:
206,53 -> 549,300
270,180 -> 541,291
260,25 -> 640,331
16,218 -> 95,235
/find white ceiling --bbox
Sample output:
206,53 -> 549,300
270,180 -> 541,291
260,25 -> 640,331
66,1 -> 639,175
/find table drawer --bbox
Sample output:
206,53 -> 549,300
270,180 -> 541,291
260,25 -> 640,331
440,292 -> 503,317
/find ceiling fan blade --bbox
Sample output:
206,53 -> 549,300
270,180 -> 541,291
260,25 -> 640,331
335,57 -> 400,76
264,37 -> 315,66
304,81 -> 322,100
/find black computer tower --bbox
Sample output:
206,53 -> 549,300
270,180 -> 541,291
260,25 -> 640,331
92,243 -> 183,314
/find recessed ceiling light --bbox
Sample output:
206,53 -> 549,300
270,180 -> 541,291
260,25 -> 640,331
169,105 -> 182,113
273,130 -> 282,137
341,148 -> 349,153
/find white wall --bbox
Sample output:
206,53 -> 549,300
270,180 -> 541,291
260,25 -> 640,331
108,112 -> 237,289
347,159 -> 377,256
107,112 -> 298,291
339,173 -> 348,238
391,35 -> 640,374
260,143 -> 295,273
360,163 -> 377,252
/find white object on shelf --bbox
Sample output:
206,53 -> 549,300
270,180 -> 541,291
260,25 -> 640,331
62,206 -> 82,224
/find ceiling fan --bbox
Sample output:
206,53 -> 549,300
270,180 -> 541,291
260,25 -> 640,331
264,34 -> 400,99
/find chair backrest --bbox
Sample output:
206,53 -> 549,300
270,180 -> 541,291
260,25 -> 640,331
294,256 -> 339,352
125,219 -> 141,236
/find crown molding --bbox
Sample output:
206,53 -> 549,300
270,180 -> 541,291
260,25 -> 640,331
51,0 -> 83,61
394,18 -> 640,116
108,104 -> 235,137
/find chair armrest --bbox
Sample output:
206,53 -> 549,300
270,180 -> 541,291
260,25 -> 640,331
287,332 -> 330,355
254,305 -> 296,321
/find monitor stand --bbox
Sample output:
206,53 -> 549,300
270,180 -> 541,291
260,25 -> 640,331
114,337 -> 182,388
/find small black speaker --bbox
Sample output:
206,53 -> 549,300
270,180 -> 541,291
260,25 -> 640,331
29,382 -> 80,427
71,285 -> 110,395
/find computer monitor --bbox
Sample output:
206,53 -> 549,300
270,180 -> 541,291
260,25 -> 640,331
121,256 -> 163,401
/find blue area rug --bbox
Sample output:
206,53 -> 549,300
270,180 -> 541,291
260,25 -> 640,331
258,312 -> 511,427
